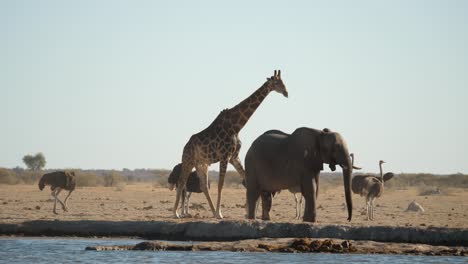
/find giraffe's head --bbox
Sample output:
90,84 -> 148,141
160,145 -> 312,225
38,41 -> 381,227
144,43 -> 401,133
266,70 -> 288,97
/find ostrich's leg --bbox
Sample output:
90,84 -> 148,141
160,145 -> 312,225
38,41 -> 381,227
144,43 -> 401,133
54,188 -> 66,210
294,193 -> 300,219
62,190 -> 73,211
185,192 -> 192,215
52,188 -> 62,214
173,163 -> 192,218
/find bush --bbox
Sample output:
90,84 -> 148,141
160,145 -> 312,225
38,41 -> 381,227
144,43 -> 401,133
103,171 -> 124,187
0,168 -> 17,184
17,170 -> 41,184
75,171 -> 103,187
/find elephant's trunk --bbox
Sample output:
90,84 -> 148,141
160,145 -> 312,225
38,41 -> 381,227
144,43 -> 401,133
342,160 -> 353,222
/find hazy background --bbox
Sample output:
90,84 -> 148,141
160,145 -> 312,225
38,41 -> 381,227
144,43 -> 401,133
1,1 -> 467,174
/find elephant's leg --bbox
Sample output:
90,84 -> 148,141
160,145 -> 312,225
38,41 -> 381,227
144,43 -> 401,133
196,165 -> 217,218
302,173 -> 318,223
261,192 -> 272,221
246,187 -> 261,219
173,163 -> 194,218
229,156 -> 246,186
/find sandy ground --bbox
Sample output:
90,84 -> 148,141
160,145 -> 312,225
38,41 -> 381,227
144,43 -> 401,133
0,184 -> 467,228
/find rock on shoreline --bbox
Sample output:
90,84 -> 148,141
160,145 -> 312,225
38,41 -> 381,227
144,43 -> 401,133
85,238 -> 468,256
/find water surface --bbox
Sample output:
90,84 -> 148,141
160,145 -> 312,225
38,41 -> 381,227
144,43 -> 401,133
0,237 -> 465,264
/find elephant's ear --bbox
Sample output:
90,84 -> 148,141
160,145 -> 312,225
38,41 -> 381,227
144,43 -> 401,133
287,128 -> 323,171
304,148 -> 324,171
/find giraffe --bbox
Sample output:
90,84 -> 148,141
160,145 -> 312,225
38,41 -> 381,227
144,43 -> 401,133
173,70 -> 288,219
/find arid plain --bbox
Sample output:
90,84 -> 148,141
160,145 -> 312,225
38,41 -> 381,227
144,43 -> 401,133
0,183 -> 466,228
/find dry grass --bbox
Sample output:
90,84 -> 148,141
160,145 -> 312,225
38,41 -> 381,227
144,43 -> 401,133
0,183 -> 467,228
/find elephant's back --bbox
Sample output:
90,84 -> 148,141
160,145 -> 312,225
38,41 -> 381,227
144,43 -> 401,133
247,131 -> 288,159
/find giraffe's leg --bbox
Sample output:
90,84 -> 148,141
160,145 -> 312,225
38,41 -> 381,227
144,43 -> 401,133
366,197 -> 370,221
215,160 -> 228,219
173,163 -> 192,218
181,188 -> 187,217
196,165 -> 217,218
229,156 -> 246,185
186,192 -> 192,215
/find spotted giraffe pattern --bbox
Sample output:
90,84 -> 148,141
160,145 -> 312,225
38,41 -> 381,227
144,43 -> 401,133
173,70 -> 288,219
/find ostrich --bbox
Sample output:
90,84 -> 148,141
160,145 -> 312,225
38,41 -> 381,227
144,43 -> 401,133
38,171 -> 76,214
288,186 -> 303,219
168,163 -> 210,216
351,155 -> 394,220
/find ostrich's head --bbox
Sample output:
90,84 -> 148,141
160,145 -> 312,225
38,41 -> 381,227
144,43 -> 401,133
379,160 -> 386,165
38,177 -> 45,191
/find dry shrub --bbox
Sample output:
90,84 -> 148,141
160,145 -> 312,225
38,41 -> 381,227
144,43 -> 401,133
115,182 -> 126,191
0,168 -> 17,184
75,171 -> 103,187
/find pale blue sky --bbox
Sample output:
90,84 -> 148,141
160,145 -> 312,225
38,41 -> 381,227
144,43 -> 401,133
1,1 -> 467,174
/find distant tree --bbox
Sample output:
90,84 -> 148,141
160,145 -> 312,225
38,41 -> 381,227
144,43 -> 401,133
103,171 -> 124,187
22,152 -> 46,171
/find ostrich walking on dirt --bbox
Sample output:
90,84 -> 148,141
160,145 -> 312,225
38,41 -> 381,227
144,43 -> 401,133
168,163 -> 209,216
38,171 -> 76,214
351,156 -> 394,220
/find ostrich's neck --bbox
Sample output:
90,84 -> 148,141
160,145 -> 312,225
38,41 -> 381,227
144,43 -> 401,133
379,163 -> 384,185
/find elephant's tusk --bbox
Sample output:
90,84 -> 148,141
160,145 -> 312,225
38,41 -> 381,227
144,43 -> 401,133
353,166 -> 362,170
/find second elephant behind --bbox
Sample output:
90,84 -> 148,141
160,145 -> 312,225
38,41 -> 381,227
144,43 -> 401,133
244,127 -> 354,222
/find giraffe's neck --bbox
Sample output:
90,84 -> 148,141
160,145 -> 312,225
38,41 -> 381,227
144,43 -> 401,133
228,82 -> 272,133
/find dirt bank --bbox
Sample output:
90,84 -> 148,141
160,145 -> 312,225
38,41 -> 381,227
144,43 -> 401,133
86,238 -> 468,256
1,184 -> 467,229
1,220 -> 467,246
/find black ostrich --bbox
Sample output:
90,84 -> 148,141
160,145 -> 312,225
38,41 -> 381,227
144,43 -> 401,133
38,171 -> 76,214
168,163 -> 210,216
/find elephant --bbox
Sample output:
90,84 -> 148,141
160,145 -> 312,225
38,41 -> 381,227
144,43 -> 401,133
244,127 -> 355,222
